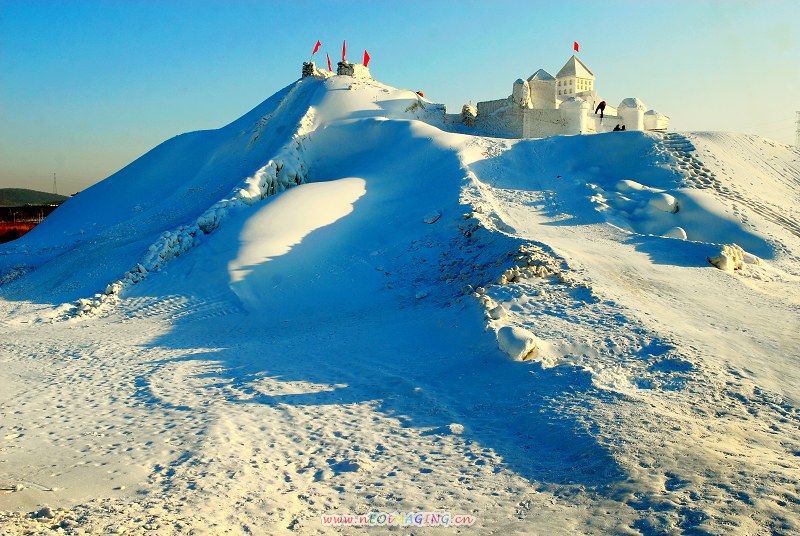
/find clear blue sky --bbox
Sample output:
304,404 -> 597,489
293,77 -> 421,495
1,0 -> 798,193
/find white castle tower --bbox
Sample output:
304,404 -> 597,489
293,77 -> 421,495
555,55 -> 596,103
527,69 -> 557,109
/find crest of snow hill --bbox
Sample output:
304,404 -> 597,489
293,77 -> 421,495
302,54 -> 668,137
1,54 -> 796,366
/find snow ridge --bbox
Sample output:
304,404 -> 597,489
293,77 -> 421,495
56,95 -> 318,319
458,165 -> 589,366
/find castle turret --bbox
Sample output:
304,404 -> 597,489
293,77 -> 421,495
560,97 -> 590,134
512,79 -> 532,108
644,110 -> 669,131
527,69 -> 557,109
618,98 -> 647,131
302,62 -> 330,79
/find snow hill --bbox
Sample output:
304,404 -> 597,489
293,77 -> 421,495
1,74 -> 799,534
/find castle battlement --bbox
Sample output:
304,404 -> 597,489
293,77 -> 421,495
300,61 -> 371,80
336,61 -> 372,79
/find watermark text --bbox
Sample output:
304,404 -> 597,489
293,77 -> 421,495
321,511 -> 476,527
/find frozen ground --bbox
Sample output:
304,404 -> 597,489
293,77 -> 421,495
1,74 -> 799,535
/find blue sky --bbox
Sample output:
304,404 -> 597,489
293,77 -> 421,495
1,0 -> 797,193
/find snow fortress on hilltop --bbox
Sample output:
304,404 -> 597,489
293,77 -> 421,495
470,55 -> 669,138
301,61 -> 372,80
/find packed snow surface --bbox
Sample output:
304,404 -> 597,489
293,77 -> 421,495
1,74 -> 799,535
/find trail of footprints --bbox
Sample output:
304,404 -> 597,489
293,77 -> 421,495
117,292 -> 241,323
658,132 -> 800,240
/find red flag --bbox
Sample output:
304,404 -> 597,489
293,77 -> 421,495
574,41 -> 579,52
312,40 -> 321,56
342,40 -> 347,62
363,49 -> 370,67
326,52 -> 332,71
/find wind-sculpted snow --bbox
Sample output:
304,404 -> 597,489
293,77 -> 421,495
0,77 -> 325,311
1,75 -> 799,534
59,116 -> 315,318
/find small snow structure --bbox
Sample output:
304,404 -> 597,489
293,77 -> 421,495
662,226 -> 687,239
448,423 -> 465,435
337,61 -> 371,79
497,326 -> 540,361
708,244 -> 745,272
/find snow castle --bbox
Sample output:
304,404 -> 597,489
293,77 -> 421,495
470,55 -> 669,138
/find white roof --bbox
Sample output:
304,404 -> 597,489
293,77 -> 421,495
618,97 -> 647,111
559,96 -> 590,109
555,55 -> 594,79
528,69 -> 555,82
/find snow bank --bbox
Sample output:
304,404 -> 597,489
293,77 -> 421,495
3,68 -> 800,536
588,165 -> 773,253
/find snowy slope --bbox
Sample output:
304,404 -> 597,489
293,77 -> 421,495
0,79 -> 318,305
1,73 -> 799,535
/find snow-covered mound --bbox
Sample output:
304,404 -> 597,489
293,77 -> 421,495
1,72 -> 799,535
0,76 -> 444,308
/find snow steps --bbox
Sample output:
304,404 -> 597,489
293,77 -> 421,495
658,133 -> 800,240
660,132 -> 696,152
657,133 -> 720,191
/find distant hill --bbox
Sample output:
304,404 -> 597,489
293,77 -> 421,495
0,188 -> 68,206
